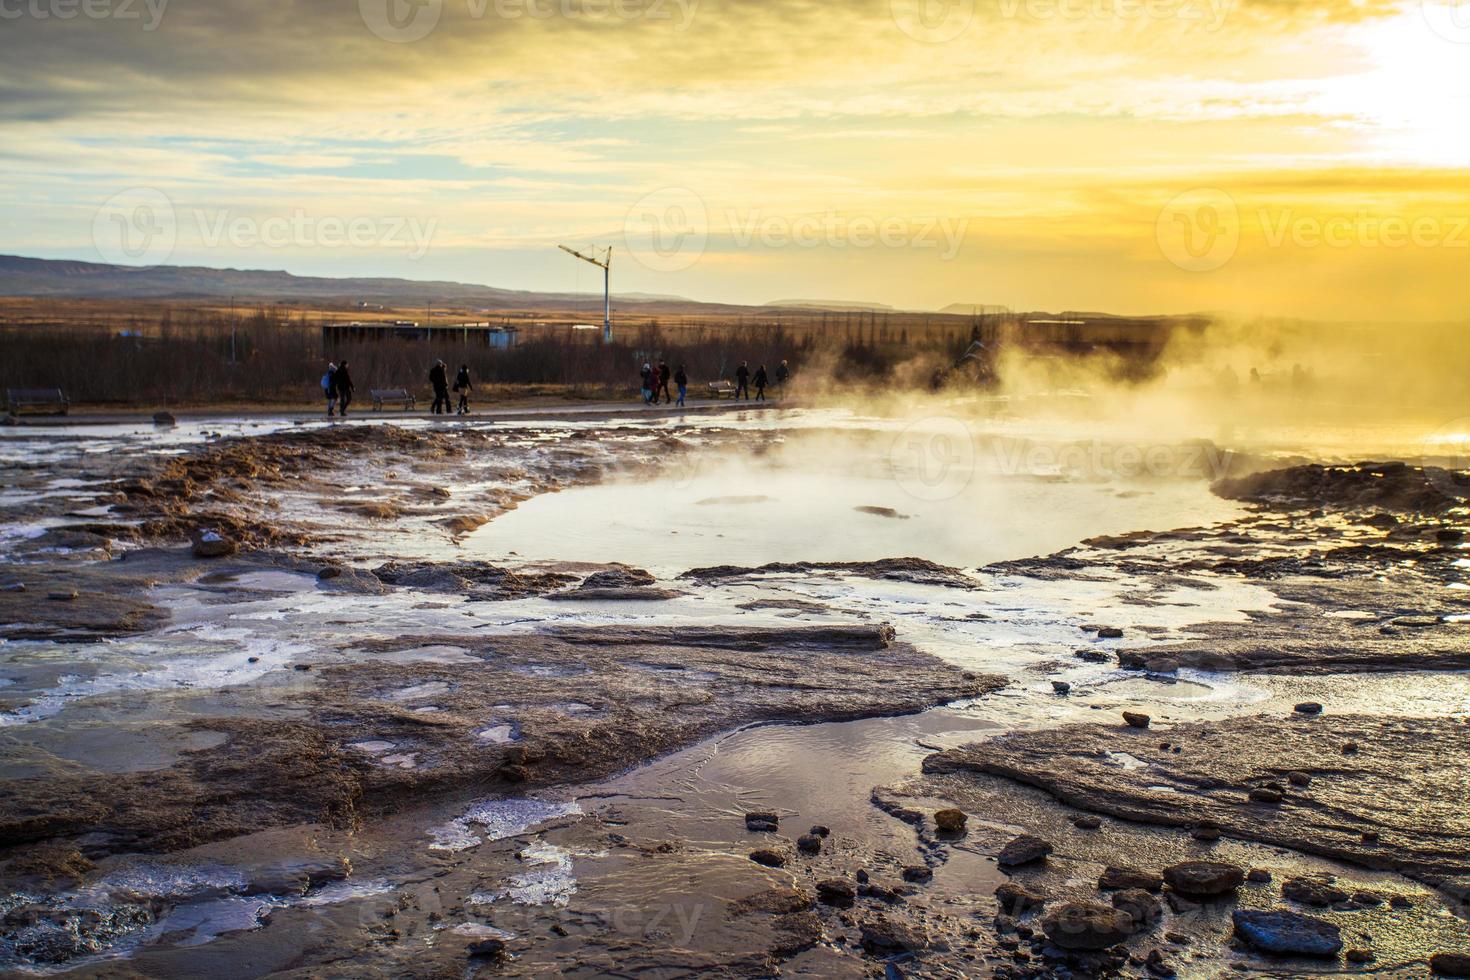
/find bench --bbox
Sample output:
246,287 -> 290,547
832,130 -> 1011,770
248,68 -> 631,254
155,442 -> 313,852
370,388 -> 416,411
707,380 -> 737,398
6,388 -> 69,415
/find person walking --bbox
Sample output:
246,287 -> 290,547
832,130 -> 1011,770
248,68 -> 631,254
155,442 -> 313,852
429,360 -> 450,415
735,361 -> 750,400
753,364 -> 768,401
674,364 -> 688,407
657,360 -> 672,405
453,363 -> 472,415
334,360 -> 355,416
774,359 -> 790,398
322,362 -> 337,417
640,363 -> 654,404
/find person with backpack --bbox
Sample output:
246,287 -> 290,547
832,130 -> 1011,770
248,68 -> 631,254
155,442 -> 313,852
453,363 -> 472,415
334,360 -> 355,416
429,360 -> 450,414
753,364 -> 769,402
674,364 -> 688,407
322,362 -> 337,417
735,361 -> 751,400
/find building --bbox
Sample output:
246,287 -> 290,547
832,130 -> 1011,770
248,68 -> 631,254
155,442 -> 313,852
321,321 -> 518,353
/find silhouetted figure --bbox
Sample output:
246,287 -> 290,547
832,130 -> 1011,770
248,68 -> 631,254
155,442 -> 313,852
334,361 -> 355,416
429,360 -> 450,414
657,360 -> 672,404
674,364 -> 688,407
753,364 -> 768,401
322,362 -> 337,417
640,363 -> 654,404
735,361 -> 750,400
454,364 -> 472,415
774,359 -> 790,398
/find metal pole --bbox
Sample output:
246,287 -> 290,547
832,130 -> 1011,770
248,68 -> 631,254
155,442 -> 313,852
603,263 -> 611,344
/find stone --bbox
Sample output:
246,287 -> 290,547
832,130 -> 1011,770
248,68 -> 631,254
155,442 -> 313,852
191,529 -> 237,558
1110,888 -> 1162,929
467,938 -> 507,960
1098,867 -> 1163,892
796,834 -> 822,855
1247,868 -> 1272,883
1190,823 -> 1222,842
745,811 -> 779,832
1163,861 -> 1244,897
859,916 -> 927,954
152,411 -> 177,426
815,878 -> 856,907
1145,947 -> 1176,978
1231,909 -> 1343,957
1074,815 -> 1102,830
1286,770 -> 1311,786
901,865 -> 933,883
934,808 -> 967,833
1351,890 -> 1384,907
997,834 -> 1053,867
1294,702 -> 1324,715
1281,875 -> 1349,907
317,566 -> 343,580
808,824 -> 831,837
1345,948 -> 1375,964
47,590 -> 78,601
1431,952 -> 1470,976
1041,901 -> 1135,951
1123,711 -> 1151,729
1248,787 -> 1283,804
1097,627 -> 1124,639
1052,681 -> 1072,694
995,882 -> 1045,914
749,849 -> 786,868
1390,895 -> 1413,909
1,582 -> 24,593
1146,658 -> 1179,674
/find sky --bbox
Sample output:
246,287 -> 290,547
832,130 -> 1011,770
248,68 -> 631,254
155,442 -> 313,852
1,0 -> 1469,318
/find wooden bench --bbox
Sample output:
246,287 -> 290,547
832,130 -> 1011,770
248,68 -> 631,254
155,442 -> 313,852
6,388 -> 69,415
707,380 -> 737,398
370,388 -> 416,411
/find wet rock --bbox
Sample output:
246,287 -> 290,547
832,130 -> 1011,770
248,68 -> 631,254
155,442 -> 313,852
46,590 -> 78,602
808,824 -> 830,838
901,865 -> 932,883
1123,711 -> 1151,729
1214,462 -> 1470,515
815,879 -> 855,907
1390,895 -> 1414,909
859,916 -> 927,955
1041,901 -> 1135,950
796,834 -> 822,856
934,808 -> 967,833
1097,627 -> 1124,639
152,411 -> 176,426
191,529 -> 237,558
317,566 -> 342,580
1294,702 -> 1324,715
1287,771 -> 1311,786
1074,815 -> 1102,830
1110,888 -> 1162,929
1146,658 -> 1179,674
1432,952 -> 1470,976
578,566 -> 656,590
997,834 -> 1053,867
1248,788 -> 1283,805
467,937 -> 507,961
995,882 -> 1045,914
1351,889 -> 1384,907
1281,875 -> 1349,906
1145,947 -> 1176,978
1162,861 -> 1244,897
1051,681 -> 1072,694
1231,908 -> 1343,957
745,812 -> 779,832
1075,648 -> 1110,663
1247,868 -> 1272,884
1098,867 -> 1162,892
749,849 -> 787,868
1345,948 -> 1375,964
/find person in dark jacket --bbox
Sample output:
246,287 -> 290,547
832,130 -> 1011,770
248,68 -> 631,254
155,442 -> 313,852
753,364 -> 768,402
735,361 -> 750,400
334,361 -> 355,416
429,360 -> 450,414
453,364 -> 472,415
657,360 -> 672,405
774,359 -> 790,398
674,364 -> 688,407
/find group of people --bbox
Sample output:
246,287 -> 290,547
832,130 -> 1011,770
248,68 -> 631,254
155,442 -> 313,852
321,360 -> 355,416
639,360 -> 689,406
429,359 -> 473,415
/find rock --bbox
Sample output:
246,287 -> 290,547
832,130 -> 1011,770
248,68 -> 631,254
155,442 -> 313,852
1097,627 -> 1124,639
749,849 -> 786,868
1351,890 -> 1384,907
1110,888 -> 1162,929
859,916 -> 927,955
934,808 -> 967,833
901,865 -> 932,883
745,811 -> 779,832
1390,895 -> 1413,909
1145,947 -> 1176,978
1286,770 -> 1311,786
1281,875 -> 1349,907
815,878 -> 855,907
191,529 -> 237,558
796,834 -> 822,856
1098,867 -> 1163,892
1123,711 -> 1151,729
997,834 -> 1053,867
808,824 -> 831,838
152,411 -> 176,426
47,590 -> 78,601
1294,702 -> 1324,715
855,869 -> 869,884
1189,823 -> 1222,842
1162,861 -> 1244,897
1231,909 -> 1343,957
317,566 -> 342,580
1073,815 -> 1102,830
1146,658 -> 1179,674
1345,948 -> 1375,964
1247,868 -> 1272,883
1432,952 -> 1470,976
1342,741 -> 1359,754
1075,648 -> 1109,663
1052,681 -> 1072,694
467,938 -> 507,960
1,582 -> 24,593
1041,901 -> 1135,951
995,882 -> 1045,914
1248,787 -> 1283,804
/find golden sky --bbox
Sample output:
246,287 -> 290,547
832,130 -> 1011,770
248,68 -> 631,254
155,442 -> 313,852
1,0 -> 1467,318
